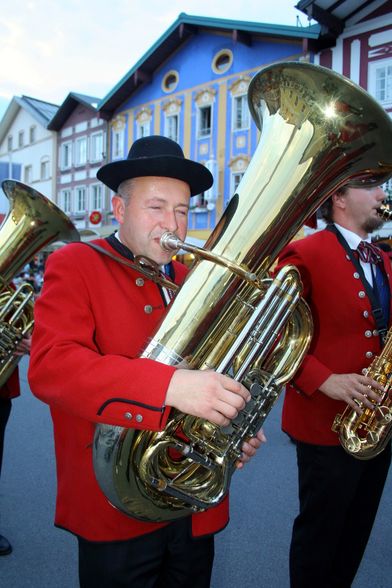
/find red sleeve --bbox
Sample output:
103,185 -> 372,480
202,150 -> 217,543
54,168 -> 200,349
28,247 -> 174,431
275,242 -> 333,396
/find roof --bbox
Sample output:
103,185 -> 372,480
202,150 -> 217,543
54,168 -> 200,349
47,92 -> 101,130
98,12 -> 320,117
296,0 -> 391,44
0,95 -> 59,144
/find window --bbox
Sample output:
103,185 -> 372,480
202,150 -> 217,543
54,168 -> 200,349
24,165 -> 32,184
375,64 -> 392,104
137,120 -> 150,139
75,187 -> 86,213
232,172 -> 244,195
212,49 -> 233,74
29,126 -> 36,144
18,131 -> 24,148
90,184 -> 102,210
233,95 -> 250,130
61,142 -> 72,169
75,137 -> 87,166
369,59 -> 392,109
113,130 -> 124,160
7,136 -> 12,151
194,192 -> 208,209
165,114 -> 179,143
61,190 -> 72,214
40,157 -> 50,180
384,177 -> 392,203
162,71 -> 179,93
198,105 -> 212,138
90,132 -> 104,162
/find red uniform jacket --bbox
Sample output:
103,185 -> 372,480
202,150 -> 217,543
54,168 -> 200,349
275,229 -> 392,445
28,239 -> 229,541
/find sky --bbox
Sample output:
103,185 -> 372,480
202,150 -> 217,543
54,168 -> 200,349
0,0 -> 313,119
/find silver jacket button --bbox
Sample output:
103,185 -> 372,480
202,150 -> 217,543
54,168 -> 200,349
124,412 -> 133,420
353,272 -> 360,279
365,351 -> 373,359
144,305 -> 153,314
135,414 -> 143,423
373,330 -> 378,337
358,291 -> 366,298
363,310 -> 369,318
136,278 -> 145,287
365,330 -> 372,338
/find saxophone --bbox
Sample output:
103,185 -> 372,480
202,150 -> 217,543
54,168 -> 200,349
332,331 -> 392,460
93,62 -> 392,522
332,207 -> 392,459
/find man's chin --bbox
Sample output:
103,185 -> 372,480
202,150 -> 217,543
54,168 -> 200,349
364,217 -> 384,234
149,252 -> 174,267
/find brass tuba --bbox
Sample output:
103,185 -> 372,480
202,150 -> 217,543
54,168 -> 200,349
0,180 -> 80,386
93,62 -> 392,522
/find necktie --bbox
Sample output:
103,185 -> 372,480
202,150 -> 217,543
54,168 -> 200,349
357,241 -> 382,265
356,241 -> 390,329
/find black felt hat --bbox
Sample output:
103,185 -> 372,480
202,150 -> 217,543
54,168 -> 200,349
97,135 -> 213,196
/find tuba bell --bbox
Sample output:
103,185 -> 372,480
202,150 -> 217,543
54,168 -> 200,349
0,180 -> 80,386
93,62 -> 392,522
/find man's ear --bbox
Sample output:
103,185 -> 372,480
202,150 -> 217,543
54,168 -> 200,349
332,191 -> 346,211
112,195 -> 125,224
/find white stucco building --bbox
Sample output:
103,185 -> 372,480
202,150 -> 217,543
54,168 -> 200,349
0,96 -> 59,214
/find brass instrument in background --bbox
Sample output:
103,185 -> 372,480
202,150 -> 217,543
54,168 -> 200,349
332,206 -> 392,459
0,180 -> 80,387
377,204 -> 392,222
93,62 -> 392,522
332,330 -> 392,460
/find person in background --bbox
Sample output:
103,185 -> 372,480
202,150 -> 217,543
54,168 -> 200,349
0,335 -> 31,555
28,135 -> 266,588
275,184 -> 391,588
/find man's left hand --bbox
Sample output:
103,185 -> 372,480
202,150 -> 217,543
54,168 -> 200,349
15,335 -> 32,356
236,428 -> 267,469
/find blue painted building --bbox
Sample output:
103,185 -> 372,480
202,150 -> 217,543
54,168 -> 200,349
98,13 -> 320,239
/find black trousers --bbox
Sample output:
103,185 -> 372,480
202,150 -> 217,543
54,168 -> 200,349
77,517 -> 214,588
290,441 -> 391,588
0,398 -> 11,477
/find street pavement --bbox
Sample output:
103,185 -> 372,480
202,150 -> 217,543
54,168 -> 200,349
1,357 -> 391,587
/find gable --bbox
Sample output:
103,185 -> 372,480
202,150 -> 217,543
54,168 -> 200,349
116,30 -> 307,112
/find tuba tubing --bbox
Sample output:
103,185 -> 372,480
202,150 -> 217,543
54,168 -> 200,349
93,62 -> 392,522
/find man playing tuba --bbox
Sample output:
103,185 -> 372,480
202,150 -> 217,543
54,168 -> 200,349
28,136 -> 265,588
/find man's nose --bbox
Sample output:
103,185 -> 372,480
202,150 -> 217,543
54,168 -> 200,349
376,186 -> 387,201
162,209 -> 178,232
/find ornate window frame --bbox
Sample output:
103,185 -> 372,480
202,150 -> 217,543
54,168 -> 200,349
212,49 -> 233,74
162,70 -> 179,93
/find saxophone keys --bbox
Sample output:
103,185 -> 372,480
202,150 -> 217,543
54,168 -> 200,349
375,405 -> 392,424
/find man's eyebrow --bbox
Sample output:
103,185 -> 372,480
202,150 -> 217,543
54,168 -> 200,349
145,197 -> 189,209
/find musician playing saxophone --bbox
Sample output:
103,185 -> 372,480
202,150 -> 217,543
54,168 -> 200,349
28,136 -> 265,588
275,184 -> 391,588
